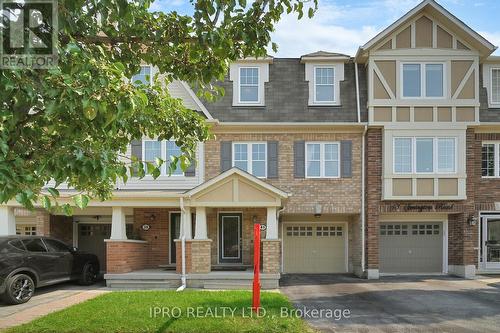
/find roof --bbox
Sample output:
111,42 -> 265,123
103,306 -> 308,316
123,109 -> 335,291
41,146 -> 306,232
356,0 -> 497,60
301,51 -> 351,58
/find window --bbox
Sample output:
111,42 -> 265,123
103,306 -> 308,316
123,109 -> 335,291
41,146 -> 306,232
402,63 -> 444,98
44,239 -> 70,252
22,238 -> 47,252
314,67 -> 335,102
380,224 -> 409,236
306,142 -> 340,178
142,140 -> 186,176
131,65 -> 152,86
16,225 -> 37,236
492,68 -> 500,104
239,67 -> 259,103
394,137 -> 456,174
482,142 -> 500,177
232,142 -> 267,177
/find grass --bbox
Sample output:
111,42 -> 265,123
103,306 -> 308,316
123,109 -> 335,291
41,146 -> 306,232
6,290 -> 315,333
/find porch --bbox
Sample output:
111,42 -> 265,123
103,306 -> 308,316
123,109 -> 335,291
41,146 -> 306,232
104,269 -> 280,289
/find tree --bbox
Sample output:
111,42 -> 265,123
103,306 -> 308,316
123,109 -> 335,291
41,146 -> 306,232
0,0 -> 317,214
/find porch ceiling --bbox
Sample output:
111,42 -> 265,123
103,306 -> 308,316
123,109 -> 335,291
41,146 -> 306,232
185,168 -> 289,207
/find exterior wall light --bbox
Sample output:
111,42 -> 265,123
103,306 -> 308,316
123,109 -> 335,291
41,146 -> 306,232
314,204 -> 322,218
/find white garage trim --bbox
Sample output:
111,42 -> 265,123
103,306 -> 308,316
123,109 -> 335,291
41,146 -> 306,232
379,215 -> 448,275
281,221 -> 349,274
72,215 -> 134,248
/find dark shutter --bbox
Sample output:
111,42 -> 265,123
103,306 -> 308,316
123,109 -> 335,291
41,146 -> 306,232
130,140 -> 142,177
340,140 -> 353,178
294,141 -> 305,178
267,141 -> 279,179
220,141 -> 232,172
185,159 -> 196,177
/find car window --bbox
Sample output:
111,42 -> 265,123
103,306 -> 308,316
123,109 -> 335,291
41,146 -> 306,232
9,239 -> 26,251
22,238 -> 47,252
43,239 -> 70,253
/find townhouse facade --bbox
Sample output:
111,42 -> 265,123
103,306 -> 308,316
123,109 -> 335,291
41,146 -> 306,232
1,0 -> 500,287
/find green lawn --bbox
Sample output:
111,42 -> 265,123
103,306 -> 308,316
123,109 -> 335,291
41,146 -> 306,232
7,290 -> 315,333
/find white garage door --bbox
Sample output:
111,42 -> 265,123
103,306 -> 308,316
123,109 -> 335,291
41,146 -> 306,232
379,222 -> 443,274
283,223 -> 347,273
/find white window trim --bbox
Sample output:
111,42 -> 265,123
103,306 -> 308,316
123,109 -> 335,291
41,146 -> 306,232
482,141 -> 500,178
238,67 -> 261,105
393,137 -> 457,175
305,142 -> 341,179
132,65 -> 153,86
142,140 -> 185,177
400,62 -> 446,99
313,66 -> 336,104
490,67 -> 500,106
231,142 -> 267,178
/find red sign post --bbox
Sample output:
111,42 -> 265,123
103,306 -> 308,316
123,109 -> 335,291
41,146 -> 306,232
252,223 -> 261,311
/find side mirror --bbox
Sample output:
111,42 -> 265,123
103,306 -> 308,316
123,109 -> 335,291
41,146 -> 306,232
69,246 -> 78,253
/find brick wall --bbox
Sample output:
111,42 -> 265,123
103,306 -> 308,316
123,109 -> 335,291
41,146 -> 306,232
365,128 -> 382,269
204,132 -> 363,214
49,215 -> 73,244
106,241 -> 149,273
134,208 -> 175,267
262,240 -> 281,273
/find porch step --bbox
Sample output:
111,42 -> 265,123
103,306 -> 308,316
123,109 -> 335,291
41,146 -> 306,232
106,279 -> 181,290
203,280 -> 252,290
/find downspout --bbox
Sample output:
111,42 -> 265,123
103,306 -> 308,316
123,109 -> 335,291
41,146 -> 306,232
176,197 -> 187,291
355,60 -> 366,276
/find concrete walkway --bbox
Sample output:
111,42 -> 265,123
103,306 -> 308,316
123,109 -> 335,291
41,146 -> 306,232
281,274 -> 500,333
0,282 -> 110,330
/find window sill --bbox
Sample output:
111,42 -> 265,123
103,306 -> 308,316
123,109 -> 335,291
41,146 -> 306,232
308,103 -> 341,107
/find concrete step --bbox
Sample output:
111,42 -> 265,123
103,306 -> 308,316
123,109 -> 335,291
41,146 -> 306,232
106,279 -> 180,290
203,280 -> 252,290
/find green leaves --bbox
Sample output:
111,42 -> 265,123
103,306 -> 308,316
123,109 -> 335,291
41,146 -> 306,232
73,194 -> 90,209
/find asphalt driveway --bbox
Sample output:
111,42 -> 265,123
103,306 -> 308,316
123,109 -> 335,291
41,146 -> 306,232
280,274 -> 500,333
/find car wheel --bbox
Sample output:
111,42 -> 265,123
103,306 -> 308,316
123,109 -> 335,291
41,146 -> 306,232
2,274 -> 35,305
78,263 -> 97,285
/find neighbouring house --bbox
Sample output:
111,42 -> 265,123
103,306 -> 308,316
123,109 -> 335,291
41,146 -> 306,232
1,0 -> 500,288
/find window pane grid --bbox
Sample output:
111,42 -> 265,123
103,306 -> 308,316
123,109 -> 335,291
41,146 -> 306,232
482,143 -> 497,177
131,66 -> 151,86
167,141 -> 183,175
233,143 -> 267,177
315,67 -> 335,102
240,67 -> 259,102
416,138 -> 434,173
492,69 -> 500,104
437,138 -> 455,173
402,63 -> 444,98
306,143 -> 339,178
394,138 -> 412,173
143,140 -> 187,176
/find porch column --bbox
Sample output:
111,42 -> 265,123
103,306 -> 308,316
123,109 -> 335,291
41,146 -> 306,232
194,207 -> 208,239
0,206 -> 16,236
110,207 -> 127,240
266,207 -> 278,239
181,207 -> 192,239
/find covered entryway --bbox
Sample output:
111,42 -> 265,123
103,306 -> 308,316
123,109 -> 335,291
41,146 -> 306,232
379,222 -> 444,274
283,223 -> 347,273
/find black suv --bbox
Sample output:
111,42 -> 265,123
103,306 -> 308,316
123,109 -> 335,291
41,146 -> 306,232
0,236 -> 99,305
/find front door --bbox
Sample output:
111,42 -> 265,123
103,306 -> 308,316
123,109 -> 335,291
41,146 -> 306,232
170,213 -> 181,264
484,217 -> 500,269
219,213 -> 242,263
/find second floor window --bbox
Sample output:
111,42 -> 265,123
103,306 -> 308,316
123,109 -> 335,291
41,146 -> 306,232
233,142 -> 266,178
239,67 -> 259,103
143,140 -> 184,176
132,65 -> 152,86
306,142 -> 340,178
492,68 -> 500,105
482,142 -> 500,177
394,137 -> 456,174
314,67 -> 335,103
402,63 -> 444,98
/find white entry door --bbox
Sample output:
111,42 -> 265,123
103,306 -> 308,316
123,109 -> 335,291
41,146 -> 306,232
483,217 -> 500,269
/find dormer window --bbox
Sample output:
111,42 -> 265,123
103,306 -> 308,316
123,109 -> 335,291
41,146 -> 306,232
239,67 -> 259,103
314,67 -> 335,103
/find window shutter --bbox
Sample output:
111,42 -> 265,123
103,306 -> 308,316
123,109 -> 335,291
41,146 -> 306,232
267,141 -> 279,179
185,159 -> 196,177
340,140 -> 353,178
294,141 -> 305,178
220,141 -> 232,172
130,140 -> 142,177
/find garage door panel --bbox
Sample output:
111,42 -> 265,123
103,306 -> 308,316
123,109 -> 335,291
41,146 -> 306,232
284,224 -> 346,274
380,222 -> 443,274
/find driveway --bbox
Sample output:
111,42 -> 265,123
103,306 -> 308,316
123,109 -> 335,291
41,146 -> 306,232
0,281 -> 109,329
280,274 -> 500,333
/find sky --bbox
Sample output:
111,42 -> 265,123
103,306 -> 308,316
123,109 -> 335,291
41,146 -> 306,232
151,0 -> 500,57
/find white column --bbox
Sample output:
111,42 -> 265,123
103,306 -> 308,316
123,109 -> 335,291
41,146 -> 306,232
181,207 -> 192,240
0,206 -> 16,236
194,207 -> 208,239
110,207 -> 127,240
266,207 -> 278,239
